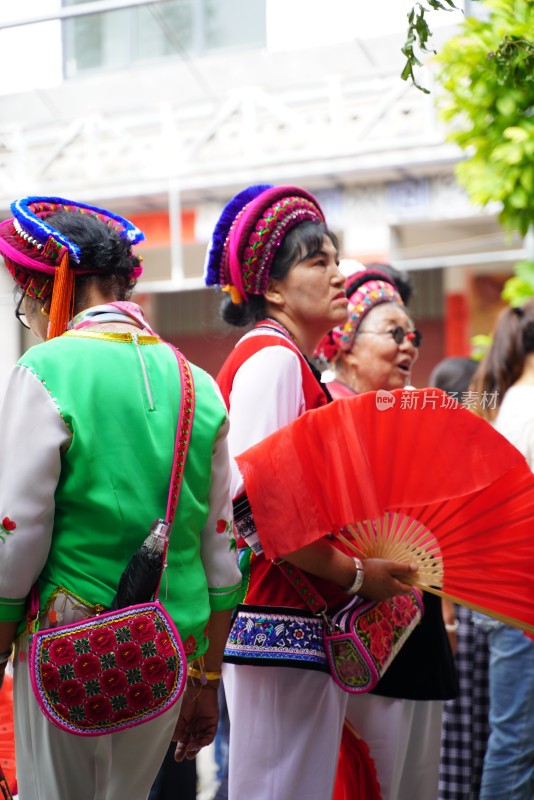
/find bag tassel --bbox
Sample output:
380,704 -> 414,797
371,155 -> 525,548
47,249 -> 74,339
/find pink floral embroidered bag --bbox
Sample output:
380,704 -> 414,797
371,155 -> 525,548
28,347 -> 194,735
323,591 -> 423,693
278,562 -> 423,693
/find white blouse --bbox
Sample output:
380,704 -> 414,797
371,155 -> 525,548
226,329 -> 306,498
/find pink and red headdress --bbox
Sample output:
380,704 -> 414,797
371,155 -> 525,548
315,268 -> 402,361
204,184 -> 325,303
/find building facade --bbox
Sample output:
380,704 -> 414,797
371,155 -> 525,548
0,0 -> 525,384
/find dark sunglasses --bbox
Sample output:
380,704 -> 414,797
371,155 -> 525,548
357,326 -> 423,348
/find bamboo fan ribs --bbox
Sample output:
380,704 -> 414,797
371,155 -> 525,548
236,388 -> 534,634
337,513 -> 444,588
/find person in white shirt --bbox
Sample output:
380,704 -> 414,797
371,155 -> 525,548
470,299 -> 534,800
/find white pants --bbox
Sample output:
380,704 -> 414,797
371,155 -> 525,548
14,632 -> 181,800
346,694 -> 443,800
223,663 -> 347,800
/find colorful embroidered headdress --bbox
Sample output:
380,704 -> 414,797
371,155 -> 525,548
0,196 -> 144,339
204,184 -> 325,303
316,268 -> 402,361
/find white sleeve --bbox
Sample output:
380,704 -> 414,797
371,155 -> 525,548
199,379 -> 242,607
227,345 -> 305,497
0,365 -> 71,620
520,418 -> 534,472
495,393 -> 534,472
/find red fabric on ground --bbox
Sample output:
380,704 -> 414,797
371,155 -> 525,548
0,672 -> 17,796
333,720 -> 382,800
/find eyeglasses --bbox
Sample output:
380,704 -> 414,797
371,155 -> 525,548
357,326 -> 423,348
15,293 -> 30,329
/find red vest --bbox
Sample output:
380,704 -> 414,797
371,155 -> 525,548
217,322 -> 349,611
217,330 -> 328,412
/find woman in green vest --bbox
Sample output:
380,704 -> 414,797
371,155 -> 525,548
0,196 -> 241,800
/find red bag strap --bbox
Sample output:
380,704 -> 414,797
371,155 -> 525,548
276,561 -> 329,616
153,345 -> 195,600
165,346 -> 195,525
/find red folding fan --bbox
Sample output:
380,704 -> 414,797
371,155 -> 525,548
236,388 -> 534,634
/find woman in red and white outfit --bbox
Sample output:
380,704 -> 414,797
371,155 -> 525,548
204,185 -> 418,800
316,267 -> 457,800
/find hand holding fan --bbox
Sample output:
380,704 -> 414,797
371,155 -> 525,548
236,388 -> 534,634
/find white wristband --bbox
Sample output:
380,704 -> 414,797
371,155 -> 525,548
346,557 -> 365,595
445,619 -> 459,633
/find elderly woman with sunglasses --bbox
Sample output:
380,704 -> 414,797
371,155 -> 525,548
321,267 -> 422,399
317,267 -> 457,800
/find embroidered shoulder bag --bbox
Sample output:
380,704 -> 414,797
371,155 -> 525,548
278,562 -> 424,693
28,346 -> 195,736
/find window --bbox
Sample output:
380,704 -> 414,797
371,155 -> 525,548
62,0 -> 266,77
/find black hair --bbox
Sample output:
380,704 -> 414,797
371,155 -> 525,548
471,298 -> 534,420
221,221 -> 338,327
364,262 -> 413,306
429,356 -> 479,398
49,210 -> 140,303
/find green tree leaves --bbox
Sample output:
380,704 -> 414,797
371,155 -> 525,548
402,1 -> 462,92
435,0 -> 534,240
403,1 -> 534,305
501,260 -> 534,305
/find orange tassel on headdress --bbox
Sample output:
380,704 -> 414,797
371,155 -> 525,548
47,249 -> 75,339
222,284 -> 244,304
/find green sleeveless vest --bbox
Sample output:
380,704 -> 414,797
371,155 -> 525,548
21,331 -> 229,659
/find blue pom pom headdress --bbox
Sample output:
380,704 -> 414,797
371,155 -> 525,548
204,184 -> 273,293
10,197 -> 144,264
0,196 -> 145,339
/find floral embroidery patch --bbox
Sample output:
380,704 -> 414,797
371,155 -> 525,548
32,604 -> 185,734
216,519 -> 236,551
182,634 -> 197,656
0,516 -> 16,543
